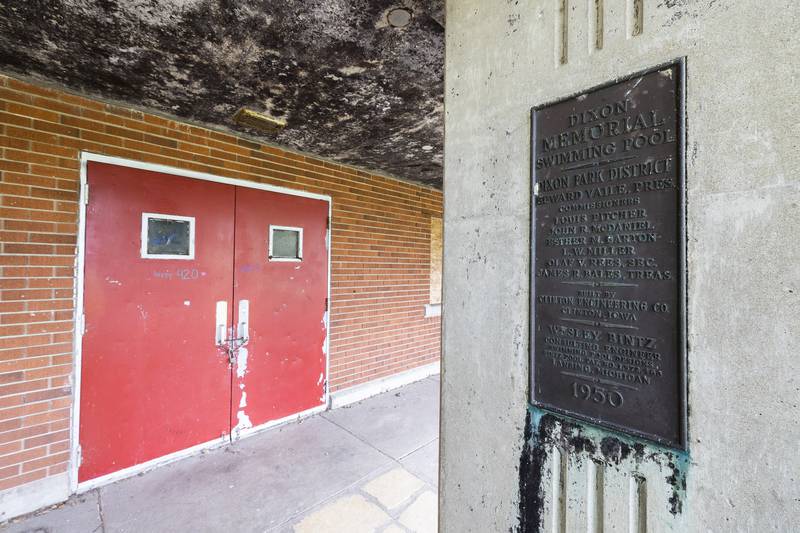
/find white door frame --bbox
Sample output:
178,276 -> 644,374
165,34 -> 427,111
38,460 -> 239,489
70,152 -> 333,493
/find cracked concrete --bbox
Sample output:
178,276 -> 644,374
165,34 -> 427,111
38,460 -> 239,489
0,376 -> 439,533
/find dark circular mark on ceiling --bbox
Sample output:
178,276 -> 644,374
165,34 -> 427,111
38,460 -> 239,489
387,8 -> 413,28
0,0 -> 445,187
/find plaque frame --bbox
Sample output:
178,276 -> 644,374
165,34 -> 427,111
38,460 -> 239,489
528,59 -> 688,449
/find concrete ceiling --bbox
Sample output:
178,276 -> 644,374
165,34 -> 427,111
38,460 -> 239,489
0,0 -> 444,187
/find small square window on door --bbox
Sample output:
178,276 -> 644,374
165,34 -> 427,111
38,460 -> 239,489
141,213 -> 195,260
269,225 -> 303,261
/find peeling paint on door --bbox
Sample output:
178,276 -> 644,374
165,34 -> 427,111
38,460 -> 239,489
230,187 -> 329,428
80,162 -> 329,483
233,346 -> 252,438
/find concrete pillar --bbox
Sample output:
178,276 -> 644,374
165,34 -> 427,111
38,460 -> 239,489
441,0 -> 799,531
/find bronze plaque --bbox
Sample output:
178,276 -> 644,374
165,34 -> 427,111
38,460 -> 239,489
530,62 -> 686,448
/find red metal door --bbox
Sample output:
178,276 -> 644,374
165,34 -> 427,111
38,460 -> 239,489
79,162 -> 235,482
230,188 -> 329,434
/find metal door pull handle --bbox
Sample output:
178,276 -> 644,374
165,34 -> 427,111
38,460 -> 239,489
215,301 -> 227,346
237,299 -> 250,347
214,300 -> 249,364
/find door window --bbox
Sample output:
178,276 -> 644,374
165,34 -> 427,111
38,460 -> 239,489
269,225 -> 303,261
141,213 -> 195,259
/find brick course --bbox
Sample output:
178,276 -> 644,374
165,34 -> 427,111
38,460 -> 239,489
0,75 -> 442,493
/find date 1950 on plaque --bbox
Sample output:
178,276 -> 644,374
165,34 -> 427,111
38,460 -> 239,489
529,62 -> 687,448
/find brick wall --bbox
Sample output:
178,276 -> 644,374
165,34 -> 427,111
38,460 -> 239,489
0,74 -> 442,494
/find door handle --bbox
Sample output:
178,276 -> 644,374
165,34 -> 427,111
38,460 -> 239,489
237,299 -> 249,347
215,301 -> 227,346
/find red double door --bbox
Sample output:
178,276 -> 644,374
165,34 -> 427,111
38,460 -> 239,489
79,162 -> 329,483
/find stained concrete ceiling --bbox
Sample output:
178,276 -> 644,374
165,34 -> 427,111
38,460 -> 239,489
0,0 -> 444,187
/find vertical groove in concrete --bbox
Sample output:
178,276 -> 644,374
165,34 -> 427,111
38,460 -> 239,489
628,474 -> 647,533
587,460 -> 604,533
551,447 -> 567,533
627,0 -> 643,37
556,0 -> 569,65
588,0 -> 604,52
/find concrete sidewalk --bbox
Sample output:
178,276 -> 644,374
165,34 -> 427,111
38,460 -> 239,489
1,376 -> 440,533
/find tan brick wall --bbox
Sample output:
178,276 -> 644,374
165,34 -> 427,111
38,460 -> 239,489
0,75 -> 442,492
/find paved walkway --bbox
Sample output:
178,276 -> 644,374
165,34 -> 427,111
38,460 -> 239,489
1,376 -> 440,533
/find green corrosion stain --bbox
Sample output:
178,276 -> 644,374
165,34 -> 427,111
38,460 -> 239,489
522,405 -> 690,518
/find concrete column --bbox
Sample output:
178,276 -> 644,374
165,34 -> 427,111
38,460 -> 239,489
441,0 -> 800,531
